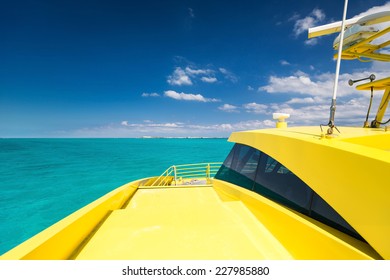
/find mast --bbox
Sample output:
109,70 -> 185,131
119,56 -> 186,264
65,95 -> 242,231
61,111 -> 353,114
309,5 -> 390,132
327,0 -> 349,135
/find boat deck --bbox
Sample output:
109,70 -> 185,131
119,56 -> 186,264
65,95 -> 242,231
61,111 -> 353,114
74,186 -> 292,259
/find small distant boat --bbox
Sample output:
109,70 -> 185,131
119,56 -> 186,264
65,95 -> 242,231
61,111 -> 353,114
2,6 -> 390,260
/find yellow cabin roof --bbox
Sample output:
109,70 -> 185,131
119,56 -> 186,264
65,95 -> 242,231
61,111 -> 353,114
228,126 -> 390,259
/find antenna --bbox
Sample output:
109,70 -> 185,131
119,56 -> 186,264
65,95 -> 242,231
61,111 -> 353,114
326,0 -> 349,135
308,11 -> 390,38
348,74 -> 376,127
348,74 -> 376,86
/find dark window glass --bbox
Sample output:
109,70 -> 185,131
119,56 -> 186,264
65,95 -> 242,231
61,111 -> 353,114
232,144 -> 259,181
215,144 -> 259,190
215,143 -> 365,242
221,144 -> 234,169
310,194 -> 362,240
254,153 -> 313,213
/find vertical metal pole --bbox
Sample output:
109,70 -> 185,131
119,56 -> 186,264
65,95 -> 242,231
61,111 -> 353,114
206,163 -> 211,184
328,0 -> 349,133
173,166 -> 177,186
373,87 -> 390,127
363,87 -> 374,127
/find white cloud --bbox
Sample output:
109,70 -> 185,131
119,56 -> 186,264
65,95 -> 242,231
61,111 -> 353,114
259,70 -> 361,97
280,60 -> 291,66
300,3 -> 390,46
164,90 -> 220,102
293,8 -> 326,37
259,67 -> 390,99
219,68 -> 228,74
312,8 -> 325,22
167,67 -> 192,86
185,67 -> 212,76
122,121 -> 182,128
288,13 -> 300,22
262,119 -> 275,127
293,8 -> 326,45
60,64 -> 390,139
243,102 -> 268,114
213,120 -> 275,131
142,92 -> 160,97
119,119 -> 276,137
185,67 -> 218,83
167,63 -> 239,86
201,76 -> 218,83
64,94 -> 388,139
218,104 -> 239,113
167,66 -> 218,85
103,119 -> 275,137
257,63 -> 390,127
219,67 -> 238,83
286,97 -> 316,104
354,2 -> 390,18
371,61 -> 390,74
268,96 -> 380,127
247,86 -> 255,91
352,2 -> 390,45
188,8 -> 195,18
304,38 -> 319,46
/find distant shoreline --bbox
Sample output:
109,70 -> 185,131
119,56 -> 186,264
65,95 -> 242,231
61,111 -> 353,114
0,137 -> 229,139
140,136 -> 228,139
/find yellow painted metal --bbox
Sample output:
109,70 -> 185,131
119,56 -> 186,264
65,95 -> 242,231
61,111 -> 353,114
308,11 -> 390,39
2,169 -> 384,259
151,162 -> 222,186
276,121 -> 287,129
334,26 -> 390,62
150,166 -> 175,187
1,181 -> 140,260
213,180 -> 381,260
356,77 -> 390,127
356,76 -> 390,91
229,126 -> 390,259
373,87 -> 390,127
74,187 -> 292,260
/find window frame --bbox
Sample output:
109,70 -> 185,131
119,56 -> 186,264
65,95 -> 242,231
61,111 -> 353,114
215,143 -> 365,242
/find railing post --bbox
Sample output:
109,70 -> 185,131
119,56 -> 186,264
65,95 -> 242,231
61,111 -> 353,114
206,163 -> 210,184
173,165 -> 177,186
151,162 -> 222,187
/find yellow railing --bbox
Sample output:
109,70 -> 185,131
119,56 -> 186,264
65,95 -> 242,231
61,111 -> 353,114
151,162 -> 222,187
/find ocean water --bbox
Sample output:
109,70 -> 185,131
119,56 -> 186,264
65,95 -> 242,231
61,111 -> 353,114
0,138 -> 233,255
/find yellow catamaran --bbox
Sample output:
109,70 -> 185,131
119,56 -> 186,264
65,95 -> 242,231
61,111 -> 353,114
2,7 -> 390,260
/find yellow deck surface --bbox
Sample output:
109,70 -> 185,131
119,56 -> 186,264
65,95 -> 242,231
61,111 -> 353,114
74,186 -> 291,259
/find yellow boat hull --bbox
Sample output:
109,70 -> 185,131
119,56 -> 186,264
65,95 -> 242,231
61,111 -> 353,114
1,177 -> 381,260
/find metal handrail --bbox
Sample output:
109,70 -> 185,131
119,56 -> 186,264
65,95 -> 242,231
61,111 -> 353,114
151,166 -> 175,187
150,162 -> 222,187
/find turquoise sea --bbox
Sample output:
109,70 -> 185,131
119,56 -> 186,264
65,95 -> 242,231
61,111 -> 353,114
0,138 -> 233,255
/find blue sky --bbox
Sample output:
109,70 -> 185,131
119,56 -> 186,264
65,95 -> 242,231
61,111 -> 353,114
1,0 -> 389,137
